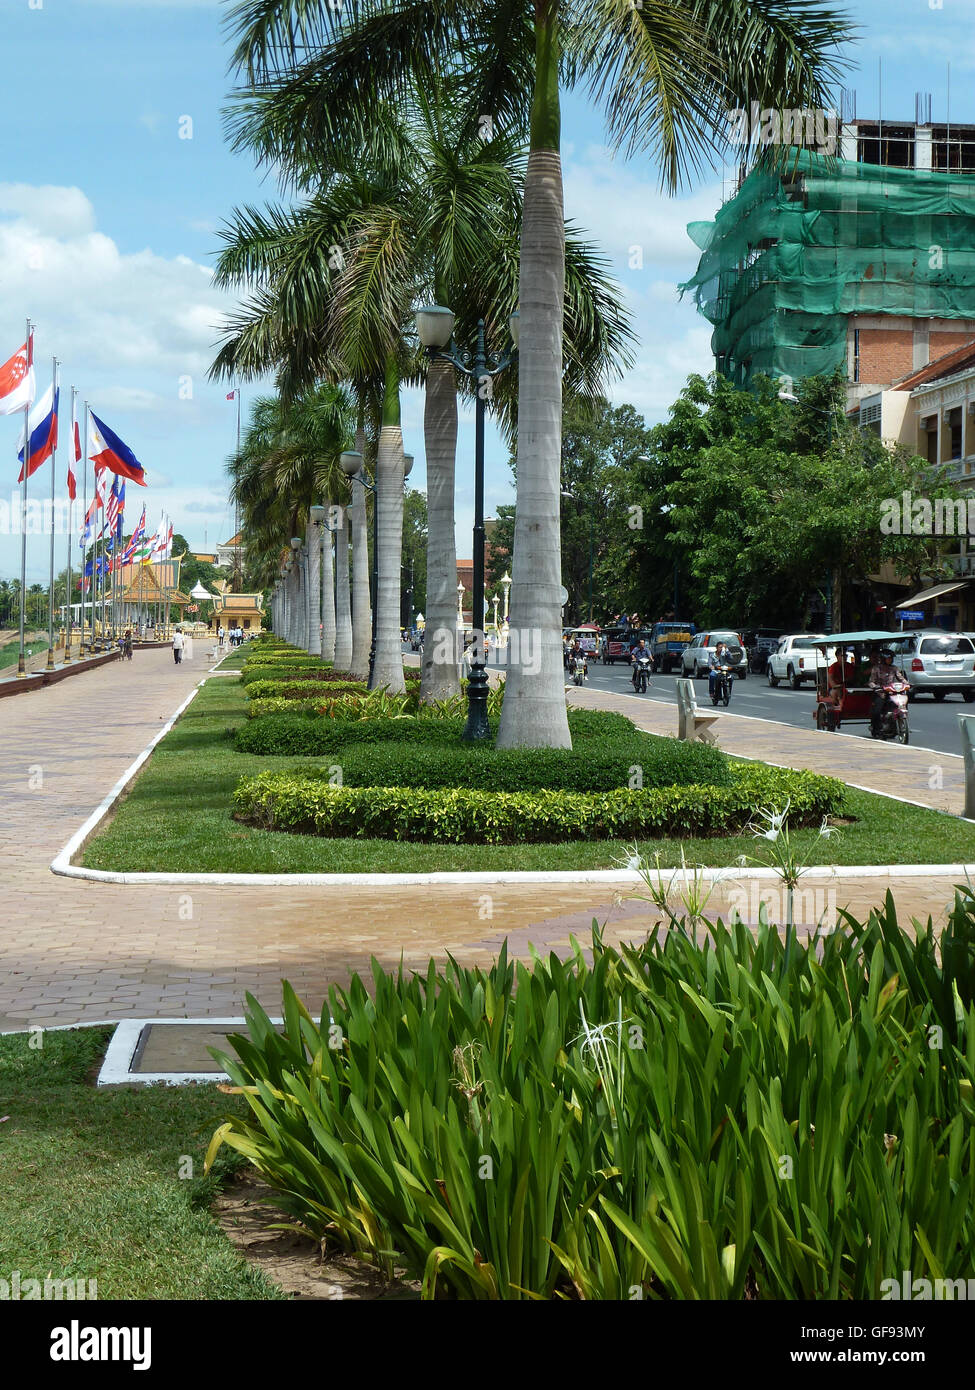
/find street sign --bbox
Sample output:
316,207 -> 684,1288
898,610 -> 925,621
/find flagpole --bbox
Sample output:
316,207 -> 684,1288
64,386 -> 76,665
235,385 -> 241,592
17,318 -> 31,677
46,357 -> 58,671
81,402 -> 90,652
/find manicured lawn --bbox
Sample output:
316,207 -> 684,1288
0,634 -> 48,670
81,675 -> 975,872
0,1027 -> 281,1300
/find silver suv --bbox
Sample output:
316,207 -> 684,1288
680,630 -> 748,680
895,630 -> 975,701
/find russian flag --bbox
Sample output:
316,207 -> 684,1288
17,384 -> 58,482
88,409 -> 147,485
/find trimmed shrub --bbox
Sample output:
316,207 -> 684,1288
233,765 -> 841,844
235,713 -> 470,757
289,735 -> 730,792
241,666 -> 421,688
245,681 -> 370,704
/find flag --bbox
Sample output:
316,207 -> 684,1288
80,491 -> 102,549
105,477 -> 122,536
96,466 -> 112,536
226,389 -> 237,401
88,409 -> 147,485
120,505 -> 147,564
0,335 -> 35,416
67,399 -> 81,501
148,513 -> 168,560
115,481 -> 126,542
17,383 -> 58,482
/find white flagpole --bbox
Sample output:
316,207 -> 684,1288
81,402 -> 90,652
46,357 -> 58,671
17,318 -> 31,677
64,385 -> 76,664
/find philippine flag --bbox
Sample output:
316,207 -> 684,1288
88,409 -> 147,485
0,335 -> 35,416
17,384 -> 59,482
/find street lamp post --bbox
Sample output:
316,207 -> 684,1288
340,448 -> 413,685
416,307 -> 519,741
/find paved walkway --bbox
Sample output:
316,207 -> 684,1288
0,650 -> 970,1031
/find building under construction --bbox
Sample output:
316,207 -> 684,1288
681,103 -> 975,403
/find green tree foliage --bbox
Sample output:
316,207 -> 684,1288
634,372 -> 962,630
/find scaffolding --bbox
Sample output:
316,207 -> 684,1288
680,148 -> 975,388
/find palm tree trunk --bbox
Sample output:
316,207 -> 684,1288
321,505 -> 336,662
333,509 -> 353,671
497,1 -> 571,748
370,354 -> 406,692
421,356 -> 461,702
349,424 -> 372,679
306,521 -> 321,655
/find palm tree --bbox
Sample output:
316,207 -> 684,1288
216,61 -> 633,703
225,0 -> 851,743
228,386 -> 354,652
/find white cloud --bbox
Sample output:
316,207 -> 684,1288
564,149 -> 723,268
0,183 -> 233,379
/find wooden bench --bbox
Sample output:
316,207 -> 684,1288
676,677 -> 720,744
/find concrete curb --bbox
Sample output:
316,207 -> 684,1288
50,664 -> 975,888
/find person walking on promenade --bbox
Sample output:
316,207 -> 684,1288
173,628 -> 185,665
123,629 -> 133,661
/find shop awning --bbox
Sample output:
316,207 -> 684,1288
895,581 -> 968,608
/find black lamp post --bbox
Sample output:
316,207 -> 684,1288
416,306 -> 519,741
339,448 -> 413,686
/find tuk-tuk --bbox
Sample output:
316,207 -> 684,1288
603,627 -> 650,664
566,624 -> 600,656
649,621 -> 696,674
810,630 -> 911,743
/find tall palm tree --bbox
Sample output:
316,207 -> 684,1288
226,0 -> 851,743
216,62 -> 633,702
228,385 -> 353,652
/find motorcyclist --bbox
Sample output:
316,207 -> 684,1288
630,637 -> 650,689
869,649 -> 908,735
568,639 -> 585,669
708,641 -> 733,701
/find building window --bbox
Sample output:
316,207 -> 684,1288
950,407 -> 963,460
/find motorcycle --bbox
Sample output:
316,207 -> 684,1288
710,663 -> 734,707
631,652 -> 652,694
568,652 -> 588,685
870,680 -> 910,744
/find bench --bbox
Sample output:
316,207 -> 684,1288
961,715 -> 975,820
675,677 -> 720,745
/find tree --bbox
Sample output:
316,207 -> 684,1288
639,372 -> 962,630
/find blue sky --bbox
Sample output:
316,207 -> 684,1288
0,0 -> 971,584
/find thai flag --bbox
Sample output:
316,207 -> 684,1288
17,384 -> 58,482
88,409 -> 147,485
0,334 -> 35,416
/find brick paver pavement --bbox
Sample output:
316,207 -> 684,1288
0,649 -> 970,1031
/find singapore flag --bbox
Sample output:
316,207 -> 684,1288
0,335 -> 35,416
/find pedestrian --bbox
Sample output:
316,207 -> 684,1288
218,625 -> 225,650
173,627 -> 184,665
123,628 -> 133,661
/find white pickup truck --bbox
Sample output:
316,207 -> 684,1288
766,634 -> 829,689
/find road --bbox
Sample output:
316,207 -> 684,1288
454,647 -> 972,758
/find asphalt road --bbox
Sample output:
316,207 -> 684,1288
579,660 -> 972,758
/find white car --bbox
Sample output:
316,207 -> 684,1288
766,633 -> 829,689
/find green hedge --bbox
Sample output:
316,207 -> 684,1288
233,765 -> 841,844
285,735 -> 730,793
235,713 -> 471,756
242,667 -> 421,688
245,681 -> 369,706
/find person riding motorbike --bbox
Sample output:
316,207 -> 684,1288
630,637 -> 650,689
708,641 -> 733,700
869,650 -> 908,735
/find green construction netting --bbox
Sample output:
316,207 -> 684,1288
680,149 -> 975,387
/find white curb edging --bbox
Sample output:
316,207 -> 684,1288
48,668 -> 975,888
95,1016 -> 282,1087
